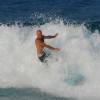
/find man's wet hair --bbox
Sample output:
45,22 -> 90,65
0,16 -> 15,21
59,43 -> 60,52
36,30 -> 42,33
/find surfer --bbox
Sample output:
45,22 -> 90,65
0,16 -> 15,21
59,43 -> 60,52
35,30 -> 60,63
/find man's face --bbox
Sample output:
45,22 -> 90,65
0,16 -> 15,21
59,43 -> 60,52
36,30 -> 42,38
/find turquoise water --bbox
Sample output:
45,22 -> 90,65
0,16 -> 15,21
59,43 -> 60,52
0,88 -> 74,100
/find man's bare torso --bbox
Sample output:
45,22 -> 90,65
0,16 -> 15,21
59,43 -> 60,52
35,37 -> 45,55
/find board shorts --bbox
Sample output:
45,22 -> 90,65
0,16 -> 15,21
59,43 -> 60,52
38,52 -> 47,62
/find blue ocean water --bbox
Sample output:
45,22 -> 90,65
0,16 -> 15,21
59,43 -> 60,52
0,0 -> 100,26
0,0 -> 100,100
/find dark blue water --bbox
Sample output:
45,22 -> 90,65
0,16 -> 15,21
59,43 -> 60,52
0,0 -> 100,26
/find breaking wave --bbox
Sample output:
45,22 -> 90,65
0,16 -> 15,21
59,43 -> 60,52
0,21 -> 100,98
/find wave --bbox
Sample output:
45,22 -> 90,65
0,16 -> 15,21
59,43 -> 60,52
1,19 -> 100,33
0,21 -> 100,98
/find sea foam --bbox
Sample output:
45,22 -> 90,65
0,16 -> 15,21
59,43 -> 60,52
0,21 -> 100,98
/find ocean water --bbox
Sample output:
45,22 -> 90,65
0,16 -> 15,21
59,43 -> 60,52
0,0 -> 100,100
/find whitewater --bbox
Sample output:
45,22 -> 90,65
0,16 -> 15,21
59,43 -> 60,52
0,21 -> 100,99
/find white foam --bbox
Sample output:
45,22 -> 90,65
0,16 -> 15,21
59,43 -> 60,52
0,21 -> 100,98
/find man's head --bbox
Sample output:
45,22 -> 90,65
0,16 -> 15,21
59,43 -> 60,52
36,30 -> 43,38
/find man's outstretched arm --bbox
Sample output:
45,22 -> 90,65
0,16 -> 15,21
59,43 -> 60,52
45,44 -> 60,51
40,42 -> 60,51
43,33 -> 58,39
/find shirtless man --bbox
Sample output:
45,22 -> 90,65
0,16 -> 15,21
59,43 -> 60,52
35,30 -> 60,62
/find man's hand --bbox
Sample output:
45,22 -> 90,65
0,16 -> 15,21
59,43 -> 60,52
53,48 -> 60,52
54,33 -> 59,37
